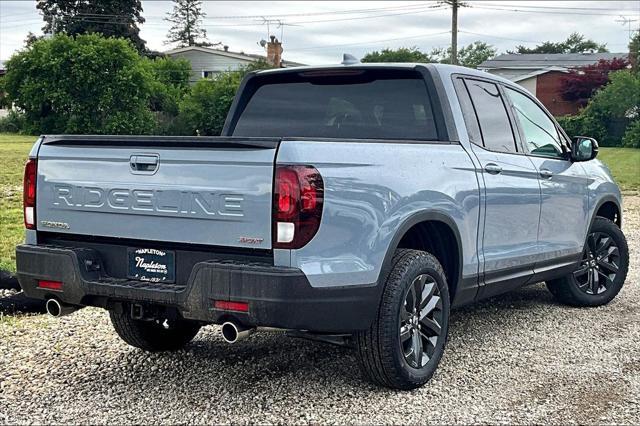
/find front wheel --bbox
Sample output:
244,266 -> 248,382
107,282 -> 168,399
355,249 -> 450,390
547,217 -> 629,307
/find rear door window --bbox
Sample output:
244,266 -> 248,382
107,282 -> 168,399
463,79 -> 518,154
232,71 -> 438,140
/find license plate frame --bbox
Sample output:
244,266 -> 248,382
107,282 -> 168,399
127,248 -> 176,283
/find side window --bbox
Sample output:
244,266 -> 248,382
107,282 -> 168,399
452,77 -> 483,147
464,79 -> 518,153
505,87 -> 564,158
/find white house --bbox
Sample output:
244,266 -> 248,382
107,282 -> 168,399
165,43 -> 304,84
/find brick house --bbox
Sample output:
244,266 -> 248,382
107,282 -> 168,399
478,53 -> 629,116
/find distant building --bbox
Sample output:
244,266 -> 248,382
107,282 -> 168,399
478,53 -> 629,116
0,60 -> 8,118
165,40 -> 304,84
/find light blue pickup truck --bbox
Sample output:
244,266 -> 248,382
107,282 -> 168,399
16,63 -> 629,389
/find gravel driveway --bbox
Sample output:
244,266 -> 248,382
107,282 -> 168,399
1,197 -> 638,424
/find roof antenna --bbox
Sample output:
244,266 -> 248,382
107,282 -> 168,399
341,53 -> 360,65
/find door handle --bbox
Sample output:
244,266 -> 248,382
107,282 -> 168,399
484,163 -> 502,175
130,155 -> 159,174
539,169 -> 553,179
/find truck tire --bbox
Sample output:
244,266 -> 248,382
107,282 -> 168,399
109,308 -> 201,352
546,217 -> 629,307
355,249 -> 450,390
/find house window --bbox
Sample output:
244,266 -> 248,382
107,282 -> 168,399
202,71 -> 219,79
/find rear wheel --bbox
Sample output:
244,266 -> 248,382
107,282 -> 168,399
547,217 -> 629,307
109,306 -> 201,352
355,249 -> 450,390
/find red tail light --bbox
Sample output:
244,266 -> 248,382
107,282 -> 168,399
273,165 -> 324,249
23,159 -> 37,229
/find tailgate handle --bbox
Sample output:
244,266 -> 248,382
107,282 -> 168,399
130,155 -> 159,174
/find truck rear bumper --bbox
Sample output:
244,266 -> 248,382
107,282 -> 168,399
16,244 -> 379,333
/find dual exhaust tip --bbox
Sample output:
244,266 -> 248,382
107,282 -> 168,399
45,301 -> 257,345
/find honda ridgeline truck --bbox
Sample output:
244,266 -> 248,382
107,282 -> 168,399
16,63 -> 629,390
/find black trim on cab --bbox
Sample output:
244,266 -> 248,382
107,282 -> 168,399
41,135 -> 280,149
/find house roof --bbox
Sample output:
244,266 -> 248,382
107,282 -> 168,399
164,45 -> 305,67
478,52 -> 628,70
510,66 -> 569,82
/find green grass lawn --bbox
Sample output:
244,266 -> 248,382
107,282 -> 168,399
0,133 -> 38,272
597,148 -> 640,193
0,133 -> 638,273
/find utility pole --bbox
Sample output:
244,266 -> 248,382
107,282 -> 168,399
441,0 -> 466,65
451,0 -> 458,64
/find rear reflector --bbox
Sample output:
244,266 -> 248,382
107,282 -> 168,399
213,300 -> 249,312
38,280 -> 63,291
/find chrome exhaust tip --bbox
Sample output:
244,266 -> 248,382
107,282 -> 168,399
221,321 -> 254,344
45,299 -> 78,317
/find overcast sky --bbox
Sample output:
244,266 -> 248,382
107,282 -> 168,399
0,1 -> 638,65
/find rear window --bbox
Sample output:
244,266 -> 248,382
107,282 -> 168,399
232,70 -> 438,140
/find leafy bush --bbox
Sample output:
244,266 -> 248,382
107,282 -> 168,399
178,60 -> 273,136
3,33 -> 155,135
146,57 -> 191,115
560,57 -> 629,106
558,70 -> 640,147
178,71 -> 243,136
623,120 -> 640,148
0,111 -> 28,133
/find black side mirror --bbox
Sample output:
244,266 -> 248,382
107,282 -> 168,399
571,136 -> 599,162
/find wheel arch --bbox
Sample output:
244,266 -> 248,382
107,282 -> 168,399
379,211 -> 463,304
593,196 -> 622,228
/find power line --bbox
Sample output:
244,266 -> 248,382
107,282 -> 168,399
476,2 -> 639,13
287,31 -> 451,51
470,5 -> 639,17
189,3 -> 440,20
6,6 -> 447,29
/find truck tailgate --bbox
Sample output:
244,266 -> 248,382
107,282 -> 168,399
35,136 -> 279,249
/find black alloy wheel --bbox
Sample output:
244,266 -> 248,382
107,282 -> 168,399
573,231 -> 621,295
399,273 -> 443,369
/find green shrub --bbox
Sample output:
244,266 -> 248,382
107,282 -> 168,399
3,33 -> 155,135
623,120 -> 640,148
558,70 -> 640,147
179,71 -> 243,136
178,60 -> 273,136
556,113 -> 607,141
0,111 -> 28,133
146,57 -> 191,116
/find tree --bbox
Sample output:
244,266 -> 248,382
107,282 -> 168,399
630,31 -> 639,73
560,57 -> 630,106
36,0 -> 146,52
361,47 -> 434,63
3,34 -> 155,134
513,32 -> 608,54
165,0 -> 213,47
431,41 -> 497,68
